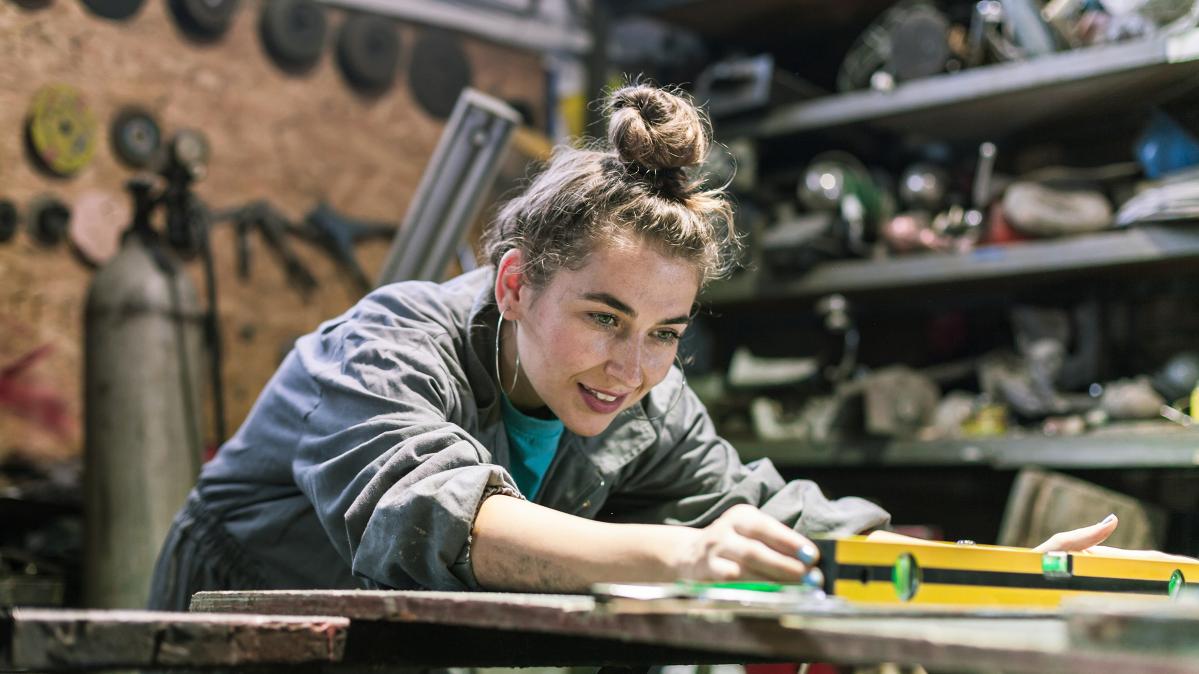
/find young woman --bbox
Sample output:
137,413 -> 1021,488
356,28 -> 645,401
149,84 -> 1127,610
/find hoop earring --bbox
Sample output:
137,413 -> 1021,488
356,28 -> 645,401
634,355 -> 687,424
495,313 -> 520,396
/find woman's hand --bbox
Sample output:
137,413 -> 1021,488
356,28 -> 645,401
1036,514 -> 1198,562
1033,513 -> 1118,552
676,504 -> 822,584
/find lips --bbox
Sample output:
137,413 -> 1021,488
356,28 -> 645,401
578,383 -> 627,414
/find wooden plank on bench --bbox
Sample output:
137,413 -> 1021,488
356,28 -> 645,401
2,608 -> 348,670
191,590 -> 1199,673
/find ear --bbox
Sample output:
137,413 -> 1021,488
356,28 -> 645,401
494,248 -> 529,319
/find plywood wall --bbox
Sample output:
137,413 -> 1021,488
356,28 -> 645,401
0,0 -> 545,463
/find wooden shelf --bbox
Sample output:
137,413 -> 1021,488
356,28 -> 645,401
732,430 -> 1199,469
702,224 -> 1199,305
719,28 -> 1199,141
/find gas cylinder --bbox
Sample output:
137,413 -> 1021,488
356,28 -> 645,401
83,180 -> 205,608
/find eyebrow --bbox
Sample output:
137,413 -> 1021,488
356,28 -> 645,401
581,292 -> 692,325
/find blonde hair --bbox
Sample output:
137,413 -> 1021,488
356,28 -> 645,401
483,83 -> 740,289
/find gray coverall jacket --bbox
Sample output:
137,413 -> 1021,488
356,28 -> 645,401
149,268 -> 890,609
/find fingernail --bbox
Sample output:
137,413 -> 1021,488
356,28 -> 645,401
797,543 -> 819,566
1102,513 -> 1117,524
803,567 -> 825,589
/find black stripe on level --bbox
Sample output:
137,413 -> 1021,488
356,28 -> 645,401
833,564 -> 1170,595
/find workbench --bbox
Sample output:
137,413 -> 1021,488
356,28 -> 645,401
5,589 -> 1199,672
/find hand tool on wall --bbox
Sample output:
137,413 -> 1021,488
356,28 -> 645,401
26,85 -> 98,177
259,0 -> 326,72
301,202 -> 393,292
212,201 -> 318,293
336,14 -> 400,95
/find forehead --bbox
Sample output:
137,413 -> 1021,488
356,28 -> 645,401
542,240 -> 700,318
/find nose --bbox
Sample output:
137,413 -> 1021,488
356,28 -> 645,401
605,337 -> 643,389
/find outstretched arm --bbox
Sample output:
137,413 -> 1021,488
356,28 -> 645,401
472,496 -> 822,592
869,515 -> 1197,562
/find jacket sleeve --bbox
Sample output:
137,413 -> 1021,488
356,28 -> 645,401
290,319 -> 519,591
604,374 -> 890,536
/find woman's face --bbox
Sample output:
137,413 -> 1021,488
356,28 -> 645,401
499,241 -> 700,436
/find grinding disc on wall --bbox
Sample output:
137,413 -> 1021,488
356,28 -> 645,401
71,190 -> 131,266
336,14 -> 400,94
0,200 -> 18,243
110,107 -> 162,169
81,0 -> 145,20
409,28 -> 471,119
169,0 -> 240,39
26,84 -> 98,177
27,196 -> 71,247
260,0 -> 327,72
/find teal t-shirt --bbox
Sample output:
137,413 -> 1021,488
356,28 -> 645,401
499,394 -> 564,500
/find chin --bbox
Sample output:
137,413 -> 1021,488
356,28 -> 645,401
561,415 -> 612,437
557,401 -> 629,437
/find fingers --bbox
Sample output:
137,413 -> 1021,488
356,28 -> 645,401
719,535 -> 811,582
708,556 -> 742,580
705,505 -> 821,584
1034,513 -> 1118,552
1086,545 -> 1199,563
729,506 -> 819,564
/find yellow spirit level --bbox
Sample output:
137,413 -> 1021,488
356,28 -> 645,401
816,536 -> 1199,607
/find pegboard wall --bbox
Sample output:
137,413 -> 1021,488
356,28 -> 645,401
0,0 -> 545,464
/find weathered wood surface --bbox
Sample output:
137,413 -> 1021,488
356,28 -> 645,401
191,590 -> 1199,673
2,608 -> 348,670
1065,596 -> 1199,655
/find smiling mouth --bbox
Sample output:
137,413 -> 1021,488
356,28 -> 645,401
582,384 -> 620,402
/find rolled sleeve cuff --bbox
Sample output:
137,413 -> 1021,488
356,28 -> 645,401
448,469 -> 523,589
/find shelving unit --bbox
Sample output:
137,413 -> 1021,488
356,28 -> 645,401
732,430 -> 1199,469
703,223 -> 1199,305
720,27 -> 1199,140
612,2 -> 1199,550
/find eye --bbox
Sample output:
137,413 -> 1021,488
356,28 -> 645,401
589,312 -> 618,328
653,329 -> 681,344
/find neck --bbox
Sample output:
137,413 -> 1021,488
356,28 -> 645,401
500,317 -> 542,412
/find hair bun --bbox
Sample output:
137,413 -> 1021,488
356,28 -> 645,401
607,84 -> 708,171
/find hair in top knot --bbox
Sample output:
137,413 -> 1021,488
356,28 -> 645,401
607,84 -> 709,171
484,80 -> 740,291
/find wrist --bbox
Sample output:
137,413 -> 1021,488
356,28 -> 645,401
655,524 -> 700,581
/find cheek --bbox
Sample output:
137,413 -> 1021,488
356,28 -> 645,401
528,320 -> 608,375
642,344 -> 677,379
